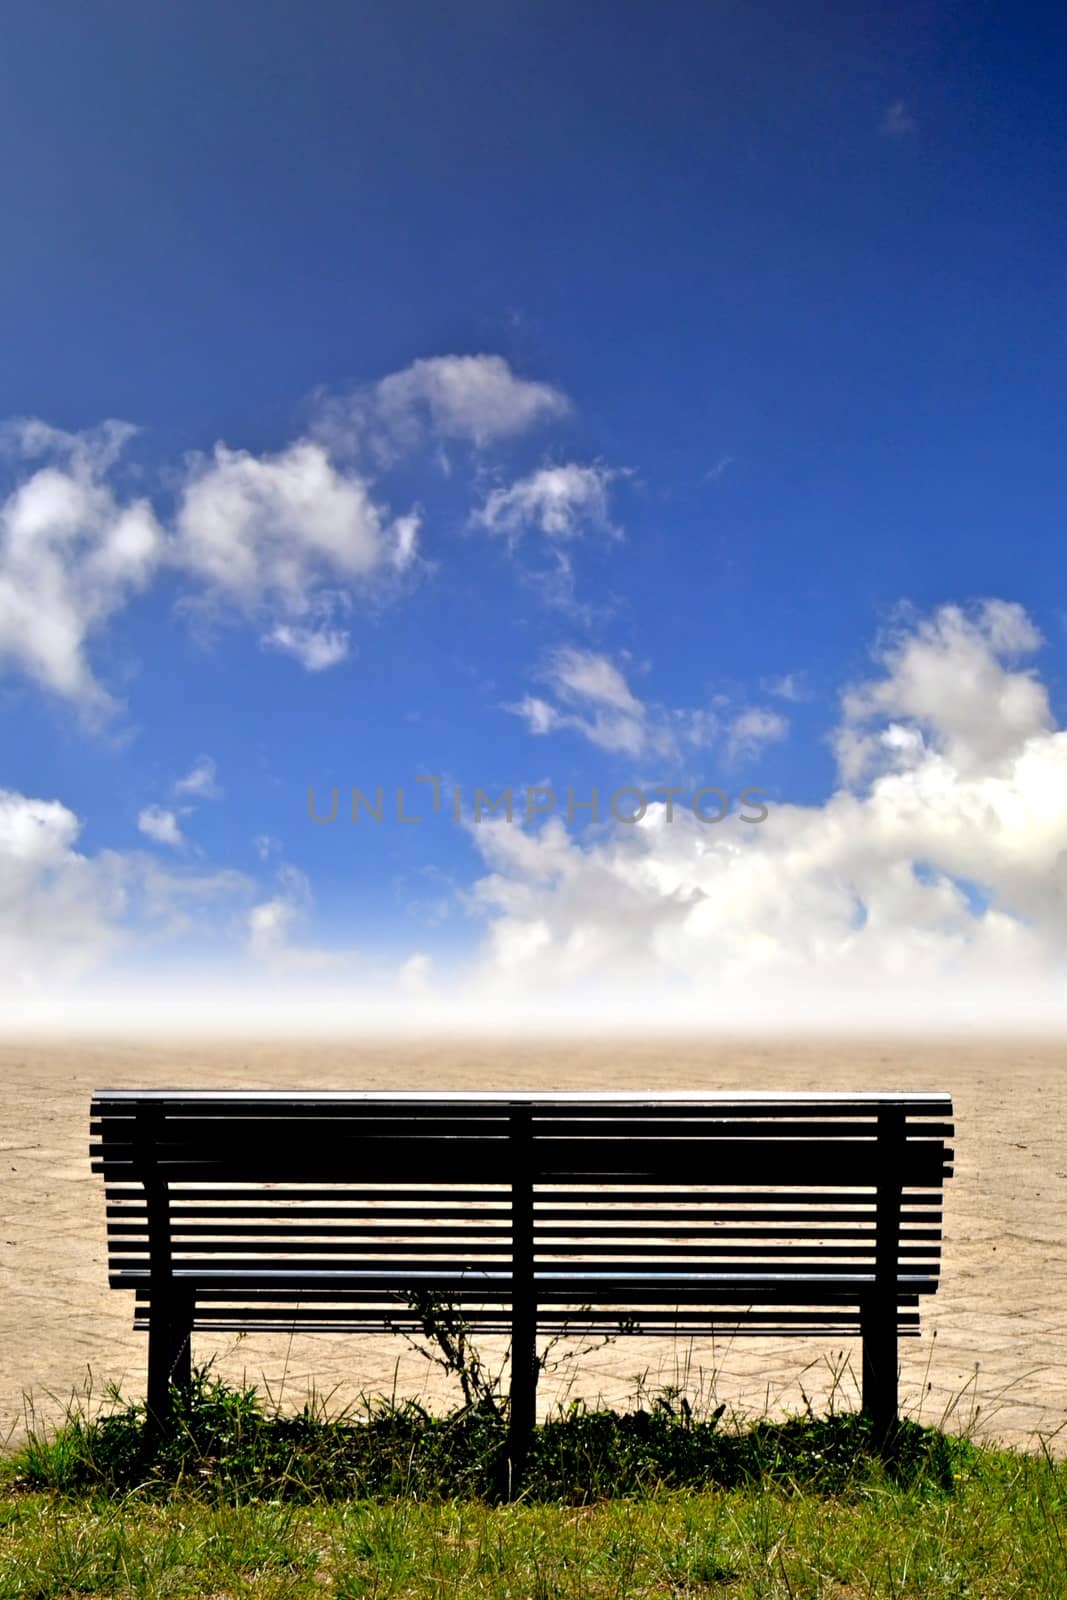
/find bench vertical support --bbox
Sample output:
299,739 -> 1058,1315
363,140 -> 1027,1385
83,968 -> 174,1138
508,1105 -> 537,1492
138,1105 -> 193,1442
862,1107 -> 904,1445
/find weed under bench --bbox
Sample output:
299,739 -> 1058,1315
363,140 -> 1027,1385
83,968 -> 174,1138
90,1089 -> 954,1462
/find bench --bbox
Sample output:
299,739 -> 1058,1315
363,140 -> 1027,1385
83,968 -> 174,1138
90,1088 -> 954,1456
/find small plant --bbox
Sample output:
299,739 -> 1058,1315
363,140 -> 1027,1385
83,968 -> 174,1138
387,1291 -> 641,1426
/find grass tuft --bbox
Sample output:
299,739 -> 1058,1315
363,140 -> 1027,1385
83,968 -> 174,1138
3,1363 -> 973,1505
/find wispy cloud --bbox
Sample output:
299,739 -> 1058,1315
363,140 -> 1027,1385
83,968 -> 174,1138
506,646 -> 789,764
263,622 -> 351,672
762,672 -> 810,703
724,706 -> 789,762
473,463 -> 622,544
175,756 -> 221,799
881,101 -> 917,137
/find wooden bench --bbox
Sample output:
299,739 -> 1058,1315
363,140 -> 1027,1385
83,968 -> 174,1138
90,1089 -> 953,1454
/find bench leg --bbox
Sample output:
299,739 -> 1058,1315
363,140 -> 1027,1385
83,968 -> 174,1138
508,1298 -> 538,1492
146,1291 -> 193,1439
861,1301 -> 898,1445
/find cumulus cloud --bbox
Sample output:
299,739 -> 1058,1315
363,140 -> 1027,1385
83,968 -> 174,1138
174,439 -> 419,668
0,353 -> 565,707
0,786 -> 250,992
8,597 -> 1067,1036
174,439 -> 422,672
0,419 -> 164,713
473,463 -> 620,543
466,601 -> 1067,1026
316,354 -> 571,459
137,805 -> 184,848
0,415 -> 423,704
835,600 -> 1049,783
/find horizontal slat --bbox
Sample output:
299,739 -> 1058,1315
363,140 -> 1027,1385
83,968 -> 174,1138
111,1266 -> 942,1291
91,1089 -> 954,1108
100,1187 -> 941,1207
105,1202 -> 942,1225
91,1115 -> 955,1142
92,1139 -> 953,1184
131,1280 -> 927,1305
107,1239 -> 940,1262
104,1221 -> 941,1242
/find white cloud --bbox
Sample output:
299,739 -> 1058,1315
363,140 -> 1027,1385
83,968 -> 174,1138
8,600 -> 1067,1037
317,354 -> 571,459
465,601 -> 1067,1027
836,600 -> 1048,782
263,622 -> 351,671
506,647 -> 653,756
506,647 -> 788,763
0,419 -> 164,713
390,512 -> 421,571
550,646 -> 642,713
508,694 -> 564,738
137,805 -> 185,848
175,756 -> 221,799
0,786 -> 250,992
174,439 -> 418,670
0,354 -> 567,708
246,863 -> 342,971
725,706 -> 789,762
473,463 -> 620,543
176,441 -> 398,601
247,894 -> 299,957
0,789 -> 128,988
398,951 -> 433,993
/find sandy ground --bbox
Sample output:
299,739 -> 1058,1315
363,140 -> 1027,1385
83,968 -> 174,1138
0,1036 -> 1064,1455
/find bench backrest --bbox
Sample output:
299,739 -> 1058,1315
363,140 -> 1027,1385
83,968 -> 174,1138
91,1091 -> 953,1326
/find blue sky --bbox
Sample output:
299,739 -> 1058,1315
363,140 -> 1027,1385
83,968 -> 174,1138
3,2 -> 1067,1032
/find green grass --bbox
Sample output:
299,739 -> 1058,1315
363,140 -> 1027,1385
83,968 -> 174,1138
0,1370 -> 1063,1598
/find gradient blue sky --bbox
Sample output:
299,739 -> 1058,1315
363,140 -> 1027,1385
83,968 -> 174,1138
3,1 -> 1067,1031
